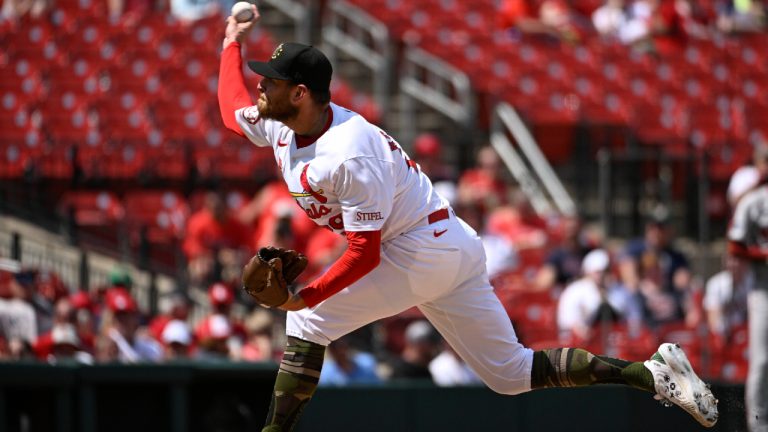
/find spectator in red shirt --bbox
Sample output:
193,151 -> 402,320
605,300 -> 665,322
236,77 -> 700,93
183,192 -> 252,285
195,282 -> 247,357
498,0 -> 589,42
457,146 -> 509,217
239,181 -> 318,254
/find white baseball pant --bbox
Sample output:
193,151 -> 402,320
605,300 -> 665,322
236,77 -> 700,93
286,210 -> 534,395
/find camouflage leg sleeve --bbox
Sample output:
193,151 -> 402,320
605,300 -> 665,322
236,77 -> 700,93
262,336 -> 326,432
530,348 -> 654,393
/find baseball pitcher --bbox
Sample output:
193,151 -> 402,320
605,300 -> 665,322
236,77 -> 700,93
217,5 -> 718,431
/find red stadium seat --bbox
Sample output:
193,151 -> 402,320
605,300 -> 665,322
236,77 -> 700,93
502,291 -> 559,346
31,146 -> 75,180
58,191 -> 125,226
123,190 -> 190,244
189,190 -> 250,213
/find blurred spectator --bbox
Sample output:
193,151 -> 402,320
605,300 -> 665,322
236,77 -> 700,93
194,314 -> 232,361
717,0 -> 766,33
149,291 -> 191,342
183,192 -> 252,286
34,297 -> 95,359
97,289 -> 162,363
620,0 -> 687,55
429,342 -> 482,386
1,0 -> 51,21
69,292 -> 97,353
498,0 -> 588,43
457,146 -> 509,216
239,181 -> 317,254
619,213 -> 690,326
161,319 -> 192,360
411,133 -> 455,182
557,249 -> 642,340
241,309 -> 274,362
389,320 -> 440,381
485,190 -> 548,251
106,266 -> 134,295
194,283 -> 246,359
319,336 -> 381,386
535,216 -> 600,292
34,270 -> 69,335
47,323 -> 94,365
169,0 -> 219,23
482,231 -> 519,280
704,254 -> 750,338
675,0 -> 714,39
592,0 -> 629,40
0,270 -> 37,350
303,226 -> 346,281
106,0 -> 155,24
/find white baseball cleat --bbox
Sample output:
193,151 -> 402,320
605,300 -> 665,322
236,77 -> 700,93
644,343 -> 719,427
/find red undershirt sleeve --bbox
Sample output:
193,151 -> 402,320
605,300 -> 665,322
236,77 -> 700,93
218,41 -> 252,137
728,240 -> 768,261
298,230 -> 382,308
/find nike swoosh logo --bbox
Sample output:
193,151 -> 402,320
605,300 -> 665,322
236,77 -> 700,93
433,229 -> 448,238
277,140 -> 289,147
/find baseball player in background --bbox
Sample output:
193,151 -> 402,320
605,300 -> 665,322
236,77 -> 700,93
217,6 -> 718,431
728,146 -> 768,432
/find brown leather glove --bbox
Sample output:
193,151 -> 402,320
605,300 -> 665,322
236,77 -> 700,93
242,247 -> 308,307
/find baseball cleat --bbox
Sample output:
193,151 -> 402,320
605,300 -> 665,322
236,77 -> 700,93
644,343 -> 719,427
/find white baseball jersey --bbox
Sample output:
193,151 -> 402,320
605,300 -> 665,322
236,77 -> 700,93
235,103 -> 448,240
234,101 -> 534,396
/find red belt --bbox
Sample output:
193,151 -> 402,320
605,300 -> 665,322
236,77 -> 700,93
427,208 -> 450,224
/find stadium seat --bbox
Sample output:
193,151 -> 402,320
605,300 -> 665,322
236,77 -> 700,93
58,191 -> 125,226
123,190 -> 190,244
31,146 -> 75,180
502,291 -> 558,346
189,190 -> 250,213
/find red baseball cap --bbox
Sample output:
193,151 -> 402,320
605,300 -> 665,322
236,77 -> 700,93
413,133 -> 441,157
105,288 -> 138,313
70,291 -> 93,310
208,283 -> 234,306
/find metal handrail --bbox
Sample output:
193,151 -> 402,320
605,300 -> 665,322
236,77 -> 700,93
399,45 -> 474,144
322,0 -> 393,115
491,102 -> 577,217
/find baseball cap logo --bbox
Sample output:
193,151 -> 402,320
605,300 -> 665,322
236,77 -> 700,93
271,44 -> 284,60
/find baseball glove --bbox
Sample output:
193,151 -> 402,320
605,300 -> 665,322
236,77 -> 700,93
242,246 -> 308,307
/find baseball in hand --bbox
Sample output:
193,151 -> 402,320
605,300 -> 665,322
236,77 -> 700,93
231,1 -> 255,22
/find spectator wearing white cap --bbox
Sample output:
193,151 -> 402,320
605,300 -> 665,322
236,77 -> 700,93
557,249 -> 642,341
48,323 -> 93,365
194,314 -> 233,361
161,319 -> 192,360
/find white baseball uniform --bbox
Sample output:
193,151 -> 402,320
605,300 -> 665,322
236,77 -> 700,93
728,184 -> 768,432
235,103 -> 533,395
